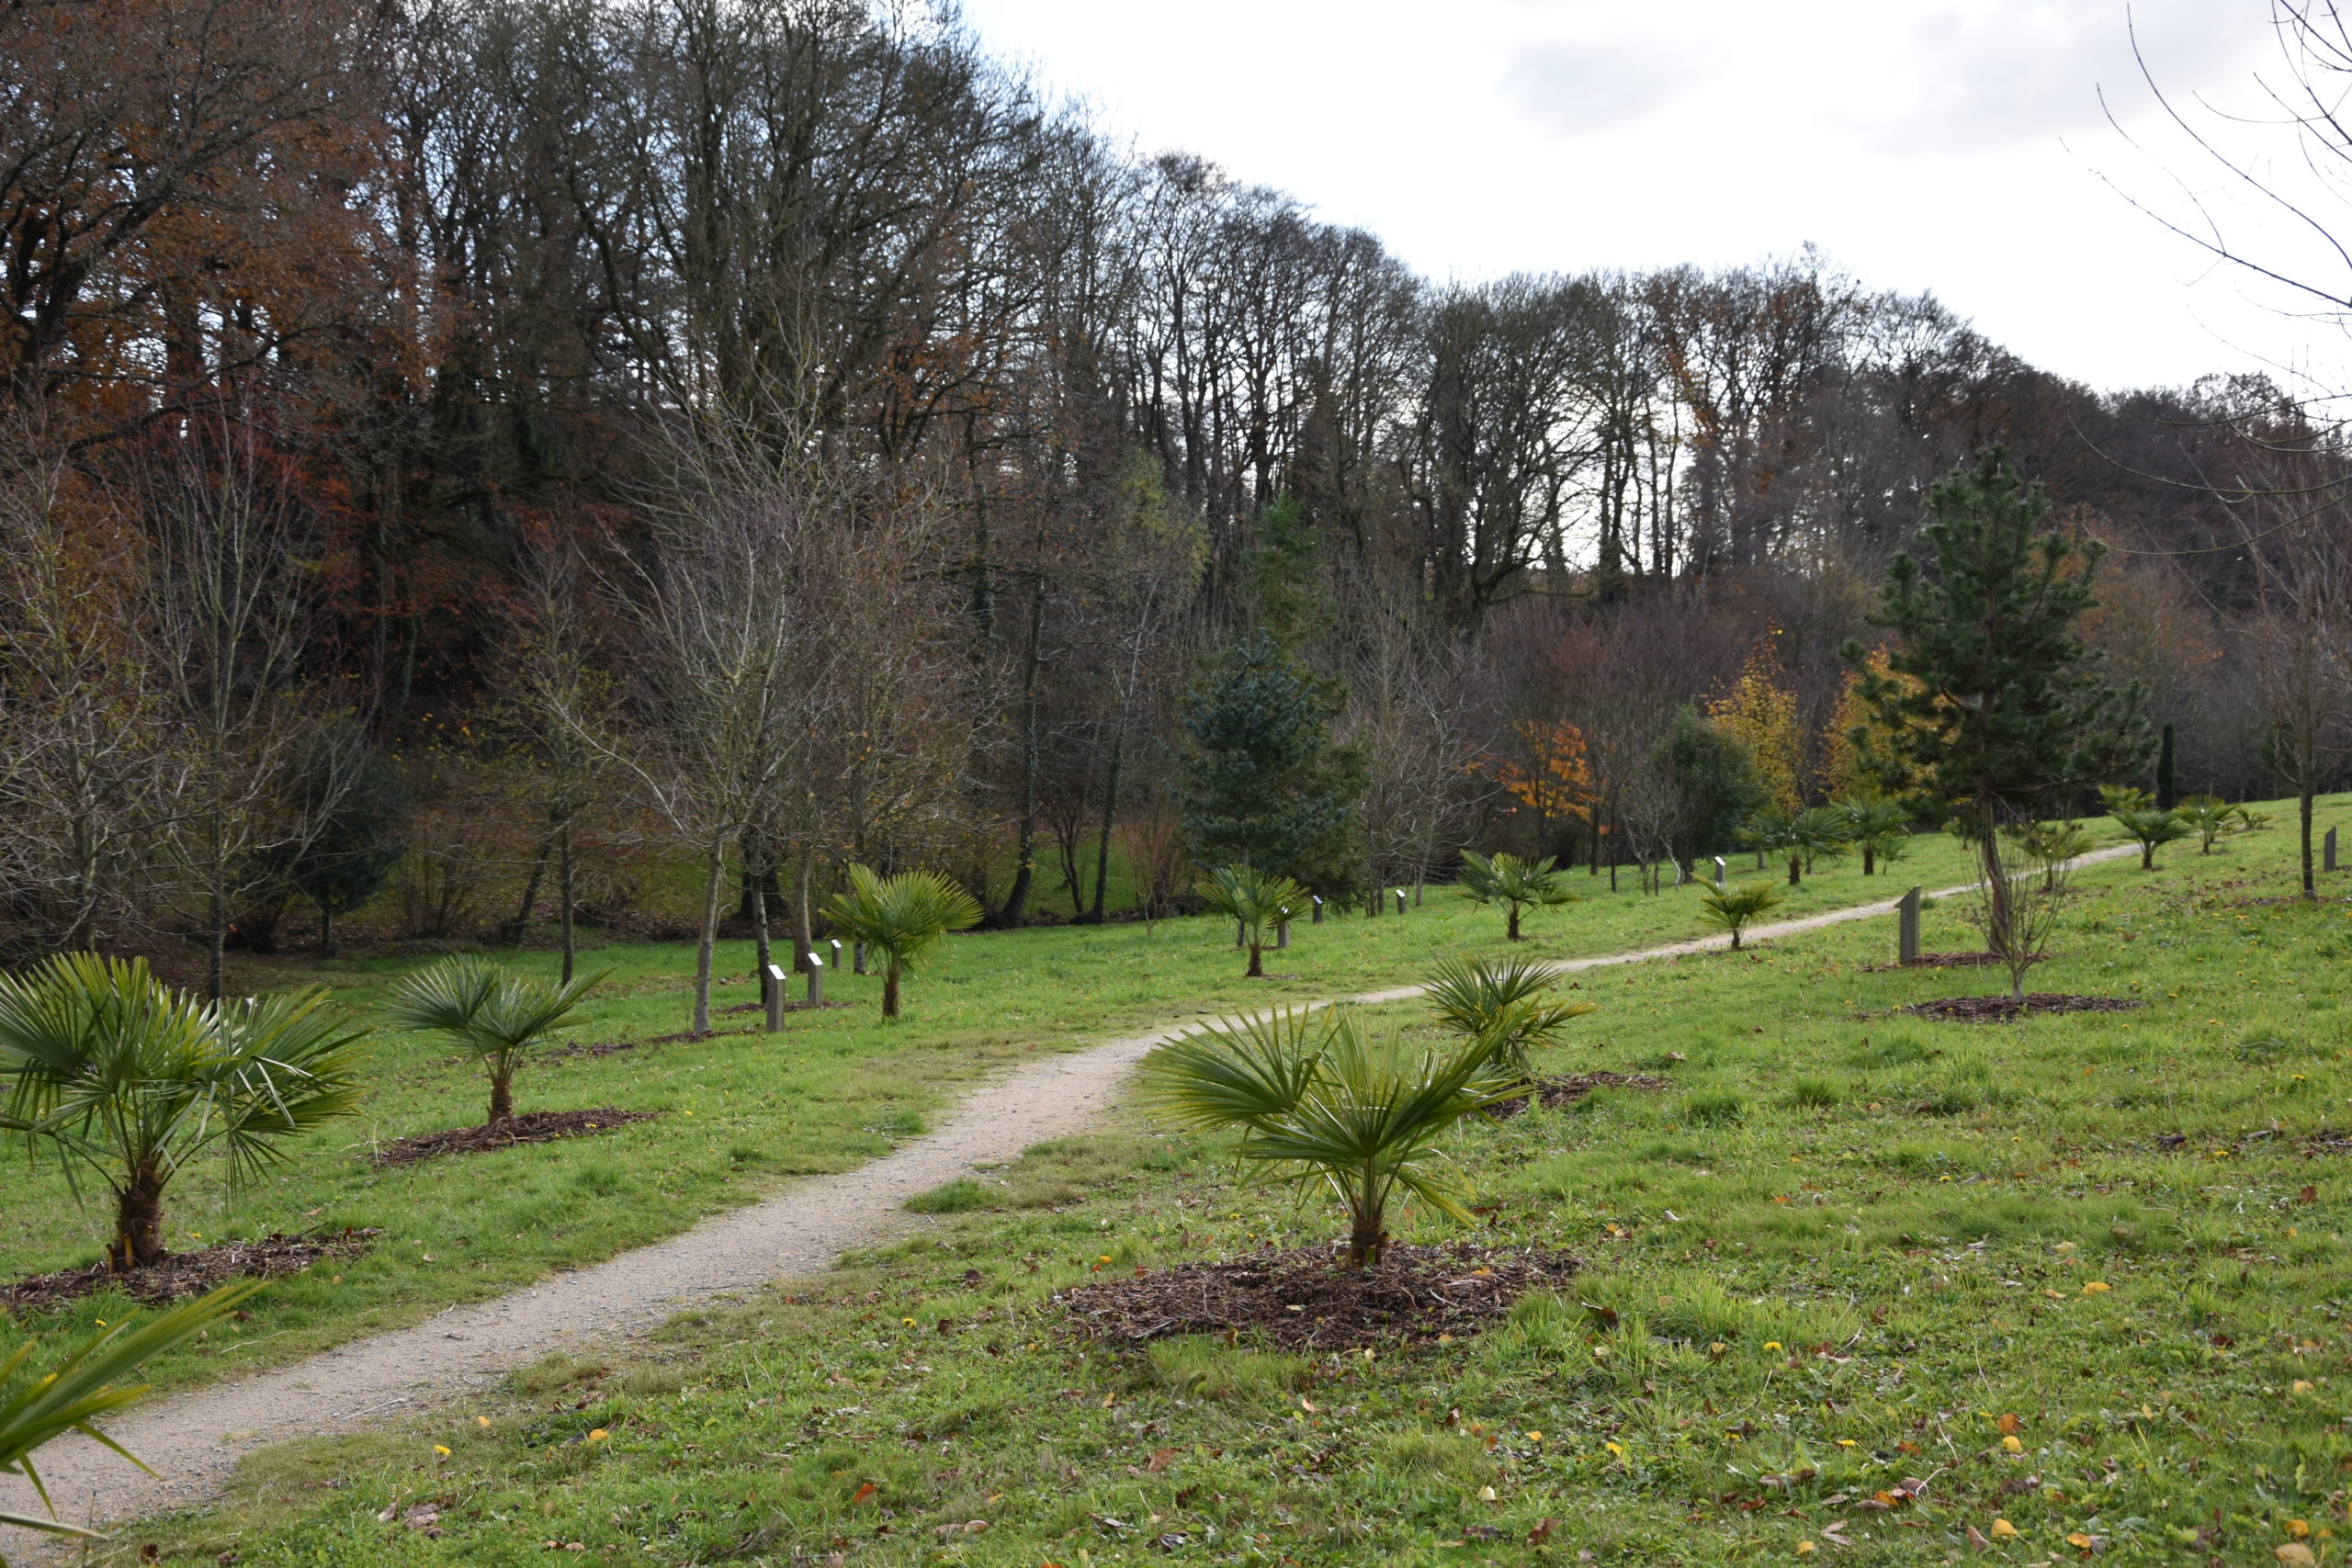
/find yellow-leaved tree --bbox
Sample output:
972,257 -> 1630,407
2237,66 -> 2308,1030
1706,647 -> 1804,814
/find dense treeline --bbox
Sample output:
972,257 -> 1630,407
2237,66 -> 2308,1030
3,0 -> 2346,992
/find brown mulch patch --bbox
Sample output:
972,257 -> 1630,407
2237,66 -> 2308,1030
1486,1072 -> 1674,1120
1057,1242 -> 1581,1351
4,1228 -> 381,1314
371,1108 -> 662,1166
1862,951 -> 2007,972
1903,994 -> 2145,1023
553,1027 -> 759,1061
717,999 -> 854,1017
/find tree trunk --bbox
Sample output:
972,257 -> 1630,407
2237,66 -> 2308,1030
883,960 -> 902,1018
692,833 -> 725,1034
207,878 -> 227,1004
1089,724 -> 1125,923
558,820 -> 577,987
1247,941 -> 1265,977
317,899 -> 336,958
1730,928 -> 1743,952
1862,844 -> 1876,876
1787,856 -> 1801,887
2301,776 -> 2317,898
488,1067 -> 514,1125
1506,905 -> 1521,941
110,1164 -> 168,1271
999,578 -> 1047,927
795,850 -> 815,973
2141,841 -> 2155,871
751,861 -> 772,980
506,835 -> 552,945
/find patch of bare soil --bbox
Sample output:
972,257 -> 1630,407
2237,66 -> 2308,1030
371,1108 -> 662,1166
1486,1072 -> 1673,1120
1862,951 -> 2006,972
4,1229 -> 381,1315
1058,1242 -> 1580,1351
1903,994 -> 2145,1022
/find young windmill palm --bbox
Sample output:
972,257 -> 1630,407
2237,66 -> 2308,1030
1144,1007 -> 1519,1268
0,954 -> 368,1270
1193,864 -> 1306,977
1454,851 -> 1576,941
825,865 -> 983,1018
1696,880 -> 1784,951
1,1278 -> 265,1556
2177,795 -> 2244,854
386,957 -> 605,1123
1423,953 -> 1598,1077
1837,795 -> 1913,876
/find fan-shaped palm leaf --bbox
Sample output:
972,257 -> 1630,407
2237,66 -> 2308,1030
1453,851 -> 1576,941
0,955 -> 367,1269
825,865 -> 983,1017
1423,954 -> 1597,1075
0,1279 -> 264,1554
1193,864 -> 1306,976
1144,1007 -> 1518,1267
387,956 -> 605,1122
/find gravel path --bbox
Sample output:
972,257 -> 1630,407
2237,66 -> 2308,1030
1,857 -> 2127,1552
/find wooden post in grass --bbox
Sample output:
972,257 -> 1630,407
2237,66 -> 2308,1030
1713,855 -> 1726,887
854,942 -> 867,975
806,951 -> 823,1006
764,963 -> 786,1032
2328,826 -> 2339,873
1311,895 -> 1324,925
1394,887 -> 1408,915
829,938 -> 844,974
1275,912 -> 1290,950
1897,886 -> 1922,966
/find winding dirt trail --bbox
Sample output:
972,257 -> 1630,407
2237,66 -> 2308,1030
1,855 -> 2131,1552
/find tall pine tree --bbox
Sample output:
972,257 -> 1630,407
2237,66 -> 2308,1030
1844,450 -> 2149,992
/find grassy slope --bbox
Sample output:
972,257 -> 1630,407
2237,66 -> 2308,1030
94,796 -> 2352,1568
4,834 -> 1985,1392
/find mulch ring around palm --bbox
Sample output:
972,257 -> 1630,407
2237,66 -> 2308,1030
371,1107 -> 662,1167
1485,1072 -> 1674,1120
1058,1243 -> 1581,1351
4,1228 -> 381,1314
1903,994 -> 2146,1023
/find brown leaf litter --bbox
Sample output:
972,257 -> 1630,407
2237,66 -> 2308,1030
1058,1242 -> 1580,1351
1903,994 -> 2144,1022
370,1108 -> 661,1166
5,1228 -> 381,1314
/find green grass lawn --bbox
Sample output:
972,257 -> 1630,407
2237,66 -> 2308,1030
0,829 -> 1996,1393
81,796 -> 2352,1567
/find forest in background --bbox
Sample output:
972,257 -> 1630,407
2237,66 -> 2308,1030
5,0 -> 2347,989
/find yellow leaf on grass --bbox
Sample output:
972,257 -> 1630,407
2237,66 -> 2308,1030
2002,1436 -> 2024,1453
1990,1519 -> 2019,1540
2082,1281 -> 2110,1295
2278,1546 -> 2317,1567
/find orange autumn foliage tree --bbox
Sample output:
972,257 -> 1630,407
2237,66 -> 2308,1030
1492,721 -> 1598,840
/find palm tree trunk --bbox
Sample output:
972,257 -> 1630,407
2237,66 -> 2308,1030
489,1067 -> 514,1125
1862,844 -> 1875,876
1787,856 -> 1801,887
110,1163 -> 169,1270
1506,905 -> 1521,941
883,960 -> 902,1018
1247,941 -> 1265,977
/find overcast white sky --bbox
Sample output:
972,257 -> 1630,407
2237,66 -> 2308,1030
959,0 -> 2352,394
